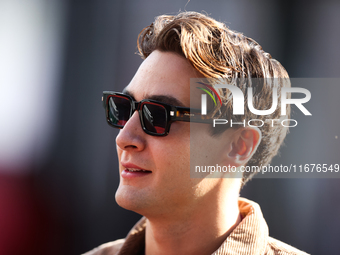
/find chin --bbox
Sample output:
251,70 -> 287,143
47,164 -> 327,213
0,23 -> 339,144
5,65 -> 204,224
115,185 -> 149,214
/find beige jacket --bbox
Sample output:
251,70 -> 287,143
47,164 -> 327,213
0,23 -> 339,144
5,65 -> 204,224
83,198 -> 309,255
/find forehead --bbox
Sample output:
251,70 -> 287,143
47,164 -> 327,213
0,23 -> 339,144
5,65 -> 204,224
124,50 -> 204,106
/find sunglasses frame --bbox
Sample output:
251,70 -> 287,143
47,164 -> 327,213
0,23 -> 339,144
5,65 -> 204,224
102,91 -> 211,136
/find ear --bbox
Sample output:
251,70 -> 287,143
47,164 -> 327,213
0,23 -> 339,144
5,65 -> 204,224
228,127 -> 262,166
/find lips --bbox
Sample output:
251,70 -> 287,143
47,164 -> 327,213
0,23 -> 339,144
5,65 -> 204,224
125,168 -> 151,172
121,162 -> 152,178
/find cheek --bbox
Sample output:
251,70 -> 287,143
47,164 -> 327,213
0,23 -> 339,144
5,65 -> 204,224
150,136 -> 191,184
153,140 -> 190,171
154,123 -> 191,166
151,142 -> 199,205
189,128 -> 228,172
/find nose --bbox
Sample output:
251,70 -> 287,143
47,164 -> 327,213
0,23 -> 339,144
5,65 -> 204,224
115,110 -> 146,151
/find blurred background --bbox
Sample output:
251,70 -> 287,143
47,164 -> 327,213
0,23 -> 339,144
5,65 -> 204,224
0,0 -> 339,254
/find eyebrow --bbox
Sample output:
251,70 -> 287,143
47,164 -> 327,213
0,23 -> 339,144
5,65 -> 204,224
122,88 -> 186,107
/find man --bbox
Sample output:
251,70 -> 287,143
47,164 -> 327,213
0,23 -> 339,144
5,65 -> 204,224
84,12 -> 308,255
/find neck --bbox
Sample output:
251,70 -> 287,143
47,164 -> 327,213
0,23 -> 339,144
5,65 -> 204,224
145,180 -> 241,255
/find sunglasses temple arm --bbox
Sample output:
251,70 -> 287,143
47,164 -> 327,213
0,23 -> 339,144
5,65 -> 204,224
171,108 -> 212,123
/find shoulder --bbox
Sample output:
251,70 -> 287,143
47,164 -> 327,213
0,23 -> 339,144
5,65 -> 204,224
82,239 -> 125,255
266,237 -> 310,255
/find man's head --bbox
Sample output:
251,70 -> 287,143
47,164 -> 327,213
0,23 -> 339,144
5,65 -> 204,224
136,11 -> 290,184
111,11 -> 290,217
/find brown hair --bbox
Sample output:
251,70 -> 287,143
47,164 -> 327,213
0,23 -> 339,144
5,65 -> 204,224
137,11 -> 290,185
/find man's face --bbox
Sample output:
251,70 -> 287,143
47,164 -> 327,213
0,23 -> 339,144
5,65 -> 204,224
115,50 -> 235,218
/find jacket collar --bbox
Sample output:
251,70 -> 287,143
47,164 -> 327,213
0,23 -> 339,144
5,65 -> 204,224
117,198 -> 269,255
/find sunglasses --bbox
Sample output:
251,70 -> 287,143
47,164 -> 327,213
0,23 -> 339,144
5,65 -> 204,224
102,91 -> 211,136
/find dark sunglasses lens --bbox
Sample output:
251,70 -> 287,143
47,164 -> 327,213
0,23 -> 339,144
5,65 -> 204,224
142,103 -> 167,134
107,95 -> 131,127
